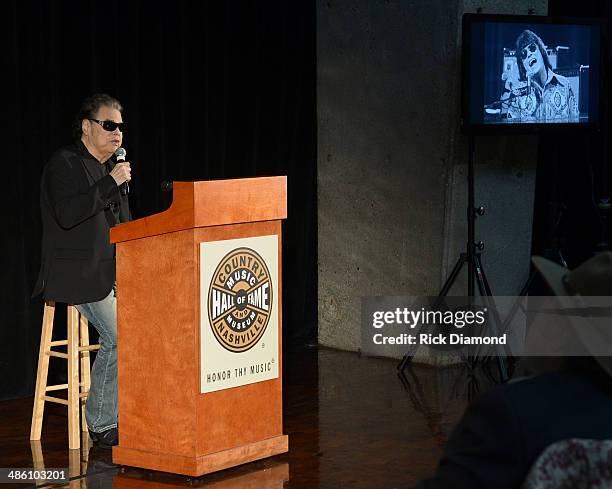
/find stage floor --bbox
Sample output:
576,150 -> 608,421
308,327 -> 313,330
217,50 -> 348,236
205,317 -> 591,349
0,346 -> 493,488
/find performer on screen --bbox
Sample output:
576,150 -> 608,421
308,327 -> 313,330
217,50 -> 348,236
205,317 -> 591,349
501,30 -> 579,122
32,94 -> 132,448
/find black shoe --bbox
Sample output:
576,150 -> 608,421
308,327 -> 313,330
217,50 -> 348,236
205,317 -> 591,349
88,427 -> 118,449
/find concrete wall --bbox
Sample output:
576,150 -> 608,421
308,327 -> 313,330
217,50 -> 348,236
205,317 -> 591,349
317,0 -> 547,357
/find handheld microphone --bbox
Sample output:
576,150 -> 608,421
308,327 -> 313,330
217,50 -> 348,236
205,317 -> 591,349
527,74 -> 532,96
114,147 -> 129,195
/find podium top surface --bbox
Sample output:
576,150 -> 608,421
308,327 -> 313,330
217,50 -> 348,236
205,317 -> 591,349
110,176 -> 287,243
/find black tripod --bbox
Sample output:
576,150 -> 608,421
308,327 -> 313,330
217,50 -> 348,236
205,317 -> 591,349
398,135 -> 511,382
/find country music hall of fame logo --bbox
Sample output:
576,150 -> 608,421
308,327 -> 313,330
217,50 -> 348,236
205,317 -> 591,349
207,247 -> 273,353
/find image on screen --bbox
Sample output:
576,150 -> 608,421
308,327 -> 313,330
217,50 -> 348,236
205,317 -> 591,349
467,19 -> 600,127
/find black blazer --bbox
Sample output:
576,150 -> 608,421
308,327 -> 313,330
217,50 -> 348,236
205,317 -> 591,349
415,369 -> 612,489
33,141 -> 131,304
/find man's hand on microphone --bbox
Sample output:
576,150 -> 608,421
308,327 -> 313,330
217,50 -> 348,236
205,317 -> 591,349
110,162 -> 131,186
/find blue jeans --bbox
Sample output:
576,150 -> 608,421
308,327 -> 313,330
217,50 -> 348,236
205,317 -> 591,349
76,287 -> 118,433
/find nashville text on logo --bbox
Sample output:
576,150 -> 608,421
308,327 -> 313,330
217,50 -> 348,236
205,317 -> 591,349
208,247 -> 272,352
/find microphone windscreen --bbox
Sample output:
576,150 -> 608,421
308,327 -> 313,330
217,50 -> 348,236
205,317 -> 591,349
115,147 -> 127,162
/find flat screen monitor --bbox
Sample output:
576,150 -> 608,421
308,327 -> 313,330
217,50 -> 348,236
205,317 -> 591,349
462,14 -> 602,133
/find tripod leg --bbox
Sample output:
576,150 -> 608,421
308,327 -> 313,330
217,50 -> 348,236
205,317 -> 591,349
398,350 -> 413,372
439,254 -> 467,297
474,254 -> 493,296
398,254 -> 467,372
440,255 -> 474,369
473,254 -> 509,383
477,255 -> 514,359
518,271 -> 536,297
499,270 -> 536,337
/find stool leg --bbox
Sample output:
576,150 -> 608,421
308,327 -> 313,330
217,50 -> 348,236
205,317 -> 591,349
67,306 -> 80,450
30,302 -> 55,441
79,314 -> 91,433
68,447 -> 81,489
30,440 -> 46,486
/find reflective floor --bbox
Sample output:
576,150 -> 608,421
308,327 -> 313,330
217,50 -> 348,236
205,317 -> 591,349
0,347 -> 500,488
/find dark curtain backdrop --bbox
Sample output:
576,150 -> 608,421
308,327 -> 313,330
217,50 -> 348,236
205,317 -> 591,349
2,0 -> 316,400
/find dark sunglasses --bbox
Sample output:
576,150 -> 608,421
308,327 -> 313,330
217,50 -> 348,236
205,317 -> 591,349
520,43 -> 537,60
88,119 -> 126,132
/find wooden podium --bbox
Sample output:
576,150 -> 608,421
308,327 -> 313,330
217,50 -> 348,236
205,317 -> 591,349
110,177 -> 288,476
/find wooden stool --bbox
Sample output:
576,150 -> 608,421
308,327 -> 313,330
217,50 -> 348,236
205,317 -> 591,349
30,301 -> 100,449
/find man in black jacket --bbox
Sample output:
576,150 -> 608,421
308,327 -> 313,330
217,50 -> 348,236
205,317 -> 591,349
33,94 -> 132,448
